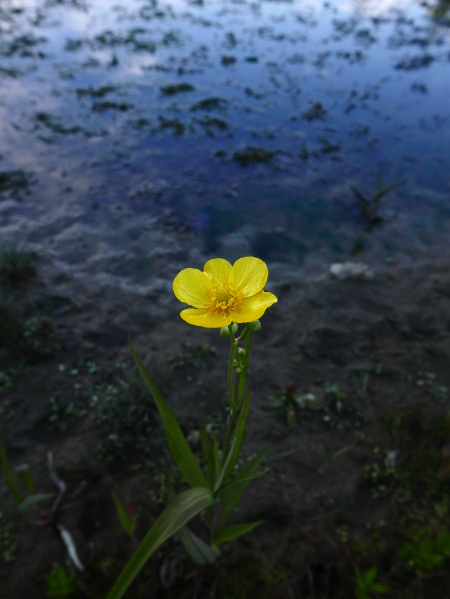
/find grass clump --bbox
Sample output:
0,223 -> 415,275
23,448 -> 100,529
190,97 -> 228,111
302,101 -> 327,121
156,116 -> 184,136
35,113 -> 82,135
160,83 -> 194,96
0,245 -> 35,284
233,146 -> 275,167
0,294 -> 20,345
0,170 -> 27,193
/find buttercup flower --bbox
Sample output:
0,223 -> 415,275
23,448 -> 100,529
173,257 -> 277,328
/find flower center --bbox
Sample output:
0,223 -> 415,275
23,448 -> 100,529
206,283 -> 244,316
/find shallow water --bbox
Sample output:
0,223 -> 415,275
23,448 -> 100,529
0,0 -> 449,284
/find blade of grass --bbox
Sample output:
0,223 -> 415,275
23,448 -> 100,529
107,487 -> 214,599
130,342 -> 207,489
0,443 -> 23,504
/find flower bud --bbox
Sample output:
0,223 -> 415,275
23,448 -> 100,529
247,320 -> 261,332
237,348 -> 247,358
220,326 -> 230,338
230,322 -> 238,334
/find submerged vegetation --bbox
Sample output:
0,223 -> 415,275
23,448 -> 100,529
350,172 -> 408,226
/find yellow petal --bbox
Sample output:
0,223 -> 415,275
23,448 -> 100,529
203,258 -> 232,286
231,257 -> 268,297
173,268 -> 213,308
180,308 -> 232,328
232,291 -> 277,323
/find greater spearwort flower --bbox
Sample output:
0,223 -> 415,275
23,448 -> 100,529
173,257 -> 277,328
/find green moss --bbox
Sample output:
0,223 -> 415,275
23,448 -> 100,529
232,146 -> 275,167
191,97 -> 228,111
160,83 -> 194,96
0,171 -> 27,193
35,113 -> 82,134
92,101 -> 131,112
302,101 -> 327,121
157,116 -> 184,135
76,85 -> 116,98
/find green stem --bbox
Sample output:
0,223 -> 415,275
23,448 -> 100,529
223,406 -> 237,463
227,325 -> 236,413
236,331 -> 253,408
223,328 -> 237,462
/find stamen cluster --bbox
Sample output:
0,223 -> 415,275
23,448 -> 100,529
206,283 -> 244,316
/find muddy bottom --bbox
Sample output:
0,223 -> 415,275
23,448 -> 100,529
1,240 -> 450,598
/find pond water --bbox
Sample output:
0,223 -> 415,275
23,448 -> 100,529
0,0 -> 449,284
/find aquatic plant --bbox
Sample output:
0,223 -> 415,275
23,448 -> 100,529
0,245 -> 35,283
107,257 -> 277,599
233,146 -> 275,167
350,171 -> 407,225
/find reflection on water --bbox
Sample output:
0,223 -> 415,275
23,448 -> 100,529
431,0 -> 450,24
0,0 -> 449,274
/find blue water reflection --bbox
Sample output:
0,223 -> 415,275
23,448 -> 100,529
0,0 -> 449,266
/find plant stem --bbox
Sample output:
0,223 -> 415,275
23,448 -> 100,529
237,331 -> 253,408
223,328 -> 237,462
227,326 -> 236,413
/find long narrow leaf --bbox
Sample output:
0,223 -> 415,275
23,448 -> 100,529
18,493 -> 55,515
214,436 -> 237,494
199,423 -> 215,490
112,491 -> 137,536
0,443 -> 23,504
220,447 -> 271,529
223,390 -> 250,483
16,469 -> 35,495
165,472 -> 217,564
107,487 -> 214,599
130,343 -> 207,489
214,521 -> 263,545
177,525 -> 219,565
217,468 -> 270,497
350,185 -> 368,206
212,434 -> 221,485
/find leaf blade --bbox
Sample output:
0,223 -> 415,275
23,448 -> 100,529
214,521 -> 263,545
177,525 -> 219,565
0,443 -> 23,504
107,487 -> 215,599
129,342 -> 207,489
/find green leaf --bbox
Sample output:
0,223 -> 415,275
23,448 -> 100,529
219,447 -> 271,529
214,521 -> 263,545
371,582 -> 390,593
45,563 -> 76,598
129,343 -> 207,489
107,487 -> 214,599
363,566 -> 377,584
165,472 -> 217,565
177,525 -> 219,565
112,491 -> 137,537
214,435 -> 237,494
213,434 -> 221,485
199,423 -> 215,490
16,469 -> 35,495
223,390 -> 250,483
0,443 -> 23,504
18,493 -> 55,514
217,468 -> 270,497
350,185 -> 368,207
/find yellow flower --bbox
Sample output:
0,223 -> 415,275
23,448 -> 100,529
173,257 -> 277,328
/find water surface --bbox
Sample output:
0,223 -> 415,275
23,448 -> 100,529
0,0 -> 449,283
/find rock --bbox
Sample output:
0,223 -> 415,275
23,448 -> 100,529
330,262 -> 374,281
